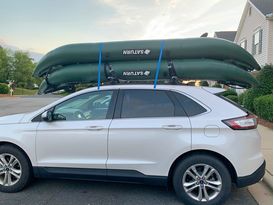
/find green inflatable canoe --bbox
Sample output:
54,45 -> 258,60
34,38 -> 260,77
34,37 -> 261,94
38,59 -> 258,94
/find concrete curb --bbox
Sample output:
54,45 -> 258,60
263,170 -> 273,189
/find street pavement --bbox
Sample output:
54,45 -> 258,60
0,179 -> 256,205
0,95 -> 60,116
0,96 -> 260,205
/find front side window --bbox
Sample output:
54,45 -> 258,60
53,91 -> 113,121
121,90 -> 175,118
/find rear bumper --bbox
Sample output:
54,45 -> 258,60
236,160 -> 266,188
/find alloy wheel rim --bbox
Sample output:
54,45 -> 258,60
0,153 -> 22,186
182,163 -> 222,202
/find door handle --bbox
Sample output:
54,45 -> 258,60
162,125 -> 183,130
87,126 -> 104,131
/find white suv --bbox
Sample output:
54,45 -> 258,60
0,85 -> 265,205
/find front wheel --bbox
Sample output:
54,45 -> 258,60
173,154 -> 231,205
0,145 -> 32,192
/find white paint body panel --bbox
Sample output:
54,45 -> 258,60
107,117 -> 191,176
36,119 -> 111,169
0,85 -> 265,179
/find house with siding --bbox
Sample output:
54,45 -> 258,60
234,0 -> 273,66
214,31 -> 237,42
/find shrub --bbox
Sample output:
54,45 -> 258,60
222,89 -> 237,97
241,65 -> 273,112
0,83 -> 9,94
256,65 -> 273,95
238,92 -> 246,105
17,82 -> 27,88
200,81 -> 209,87
254,95 -> 273,122
243,89 -> 261,112
225,95 -> 238,103
212,83 -> 222,88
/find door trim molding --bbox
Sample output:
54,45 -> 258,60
33,167 -> 167,186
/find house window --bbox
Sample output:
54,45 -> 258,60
252,29 -> 263,55
240,39 -> 247,50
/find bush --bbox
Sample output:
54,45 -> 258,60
226,95 -> 238,103
243,89 -> 261,112
238,92 -> 245,105
241,65 -> 273,112
17,82 -> 29,89
254,95 -> 273,122
200,81 -> 209,87
222,89 -> 237,97
0,83 -> 9,94
212,83 -> 222,88
256,65 -> 273,95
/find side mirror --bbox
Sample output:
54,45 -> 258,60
41,110 -> 53,122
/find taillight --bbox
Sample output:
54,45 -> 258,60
222,114 -> 258,130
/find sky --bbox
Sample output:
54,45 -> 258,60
0,0 -> 247,54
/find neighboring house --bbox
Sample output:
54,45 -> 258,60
214,31 -> 237,42
209,31 -> 237,87
234,0 -> 273,66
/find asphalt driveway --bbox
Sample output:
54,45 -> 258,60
0,96 -> 258,205
0,179 -> 257,205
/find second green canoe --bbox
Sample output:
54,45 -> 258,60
38,59 -> 258,94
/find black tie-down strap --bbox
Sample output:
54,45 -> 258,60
104,63 -> 119,84
44,67 -> 56,89
165,50 -> 179,85
167,60 -> 179,84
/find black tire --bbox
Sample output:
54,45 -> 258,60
0,145 -> 32,192
173,154 -> 231,205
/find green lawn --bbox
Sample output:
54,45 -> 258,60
13,88 -> 37,95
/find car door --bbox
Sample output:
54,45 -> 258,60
107,89 -> 191,177
36,90 -> 117,173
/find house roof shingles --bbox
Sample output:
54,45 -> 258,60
214,31 -> 237,42
250,0 -> 273,16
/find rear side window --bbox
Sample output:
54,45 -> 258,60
121,90 -> 175,118
173,92 -> 207,116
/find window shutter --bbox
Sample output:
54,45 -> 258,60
259,29 -> 263,54
252,34 -> 255,55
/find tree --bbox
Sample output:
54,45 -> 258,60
12,51 -> 36,89
0,47 -> 12,83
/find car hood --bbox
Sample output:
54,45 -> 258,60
0,113 -> 26,125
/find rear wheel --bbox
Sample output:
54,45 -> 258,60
173,154 -> 231,205
0,145 -> 32,192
